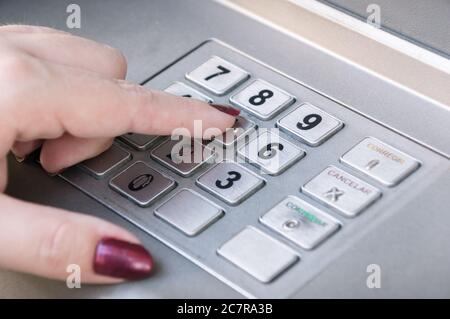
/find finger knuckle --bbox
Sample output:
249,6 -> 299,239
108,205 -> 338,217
106,47 -> 127,78
125,84 -> 156,131
38,220 -> 76,271
0,53 -> 42,82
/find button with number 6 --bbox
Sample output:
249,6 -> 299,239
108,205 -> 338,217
230,79 -> 295,120
277,103 -> 343,146
196,161 -> 265,206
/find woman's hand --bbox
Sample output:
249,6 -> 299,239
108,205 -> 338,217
0,25 -> 238,283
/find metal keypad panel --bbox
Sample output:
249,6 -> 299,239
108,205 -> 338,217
58,40 -> 435,298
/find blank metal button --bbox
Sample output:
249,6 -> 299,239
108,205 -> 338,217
238,130 -> 305,175
80,144 -> 131,179
119,133 -> 159,151
186,56 -> 249,95
277,103 -> 343,146
302,166 -> 381,217
230,79 -> 295,120
109,161 -> 176,207
164,82 -> 212,103
155,189 -> 223,236
218,227 -> 298,283
260,196 -> 340,249
196,162 -> 264,205
340,137 -> 420,186
151,138 -> 214,177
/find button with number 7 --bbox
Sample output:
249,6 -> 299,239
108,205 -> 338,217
277,103 -> 343,146
186,56 -> 249,95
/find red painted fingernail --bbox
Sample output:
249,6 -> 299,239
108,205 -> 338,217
93,238 -> 153,280
210,104 -> 240,117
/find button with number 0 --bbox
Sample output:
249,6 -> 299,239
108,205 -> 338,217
109,161 -> 176,207
230,79 -> 295,120
186,56 -> 249,95
196,161 -> 265,205
277,103 -> 343,146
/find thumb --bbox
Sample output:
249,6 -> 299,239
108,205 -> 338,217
0,194 -> 153,283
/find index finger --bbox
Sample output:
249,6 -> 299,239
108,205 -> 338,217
0,58 -> 239,156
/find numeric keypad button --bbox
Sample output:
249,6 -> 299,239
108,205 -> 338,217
151,137 -> 214,177
80,144 -> 131,179
230,80 -> 295,120
211,116 -> 257,148
218,227 -> 298,283
302,166 -> 381,217
238,131 -> 305,175
119,133 -> 159,151
155,189 -> 224,236
164,82 -> 212,103
186,57 -> 249,95
196,162 -> 264,205
340,137 -> 420,186
277,103 -> 343,146
260,196 -> 340,250
109,161 -> 176,207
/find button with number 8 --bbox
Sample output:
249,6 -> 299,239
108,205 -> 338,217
277,103 -> 343,146
230,79 -> 295,120
196,161 -> 265,205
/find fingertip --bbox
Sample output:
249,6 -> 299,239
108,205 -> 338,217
209,104 -> 241,117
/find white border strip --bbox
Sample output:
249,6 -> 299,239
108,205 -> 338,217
289,0 -> 450,74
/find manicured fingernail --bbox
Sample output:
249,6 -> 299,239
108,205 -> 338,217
93,238 -> 153,280
210,104 -> 240,117
14,155 -> 26,163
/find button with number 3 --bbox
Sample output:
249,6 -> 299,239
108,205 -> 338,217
277,103 -> 343,146
230,79 -> 295,120
196,162 -> 265,205
186,56 -> 249,95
